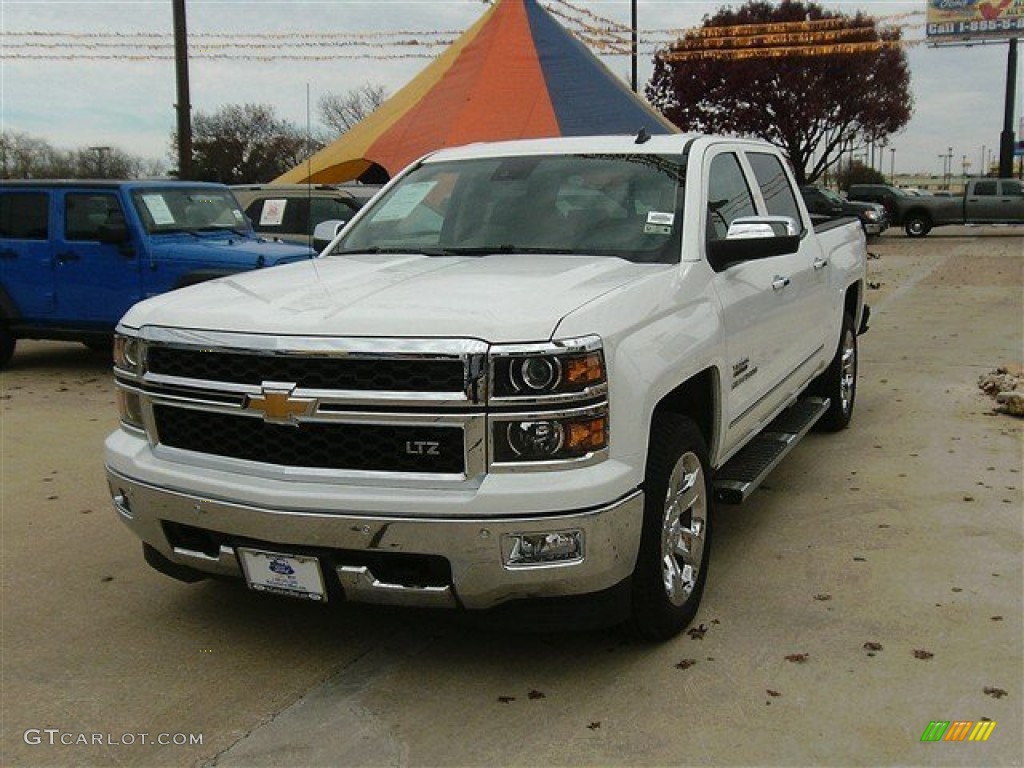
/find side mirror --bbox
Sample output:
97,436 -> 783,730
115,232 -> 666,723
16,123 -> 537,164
708,215 -> 800,271
312,219 -> 347,252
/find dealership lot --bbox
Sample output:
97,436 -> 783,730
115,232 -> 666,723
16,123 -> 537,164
2,228 -> 1021,767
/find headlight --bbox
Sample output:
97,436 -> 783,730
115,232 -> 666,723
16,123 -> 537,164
491,337 -> 605,399
116,388 -> 145,430
489,337 -> 608,468
114,332 -> 145,430
861,210 -> 879,222
492,408 -> 608,464
113,333 -> 143,374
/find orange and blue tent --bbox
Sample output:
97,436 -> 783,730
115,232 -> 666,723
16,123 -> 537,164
276,0 -> 676,184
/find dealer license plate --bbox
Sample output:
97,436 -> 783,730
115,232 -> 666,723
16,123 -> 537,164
237,548 -> 327,602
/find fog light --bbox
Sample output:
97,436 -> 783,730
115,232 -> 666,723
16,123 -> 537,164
111,488 -> 134,520
503,530 -> 584,567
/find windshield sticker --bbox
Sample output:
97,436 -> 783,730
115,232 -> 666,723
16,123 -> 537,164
647,211 -> 675,226
140,194 -> 175,226
259,199 -> 287,226
644,223 -> 673,236
372,181 -> 437,222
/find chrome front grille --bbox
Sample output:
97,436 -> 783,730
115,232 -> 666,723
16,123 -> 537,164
146,346 -> 466,392
118,331 -> 489,483
153,405 -> 466,474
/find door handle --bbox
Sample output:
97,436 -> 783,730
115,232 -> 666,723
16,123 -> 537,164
57,252 -> 81,263
772,276 -> 791,291
0,248 -> 17,260
813,258 -> 829,271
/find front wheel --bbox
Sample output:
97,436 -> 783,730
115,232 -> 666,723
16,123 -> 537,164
812,312 -> 858,431
904,214 -> 931,237
631,414 -> 713,641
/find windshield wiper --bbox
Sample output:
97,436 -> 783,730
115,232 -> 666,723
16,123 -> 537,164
439,245 -> 580,256
334,246 -> 450,256
335,245 -> 582,257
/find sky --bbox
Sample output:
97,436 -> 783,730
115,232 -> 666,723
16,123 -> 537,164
0,0 -> 1021,178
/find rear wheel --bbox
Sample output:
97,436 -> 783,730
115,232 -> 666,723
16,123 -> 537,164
904,214 -> 931,237
631,414 -> 713,641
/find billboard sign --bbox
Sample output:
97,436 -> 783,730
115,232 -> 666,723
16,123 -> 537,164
926,0 -> 1024,41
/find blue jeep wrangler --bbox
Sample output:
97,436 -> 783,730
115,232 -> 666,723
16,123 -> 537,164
0,180 -> 313,367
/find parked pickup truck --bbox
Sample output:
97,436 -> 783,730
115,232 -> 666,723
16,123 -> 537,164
848,179 -> 1024,237
799,185 -> 888,237
105,135 -> 868,639
0,180 -> 313,368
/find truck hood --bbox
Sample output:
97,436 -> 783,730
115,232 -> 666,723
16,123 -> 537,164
148,232 -> 313,266
120,252 -> 663,342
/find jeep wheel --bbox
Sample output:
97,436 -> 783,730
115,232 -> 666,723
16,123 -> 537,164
904,214 -> 931,237
812,312 -> 857,431
0,326 -> 15,370
631,414 -> 712,641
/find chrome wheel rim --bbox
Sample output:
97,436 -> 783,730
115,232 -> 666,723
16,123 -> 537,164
839,327 -> 856,416
660,451 -> 707,607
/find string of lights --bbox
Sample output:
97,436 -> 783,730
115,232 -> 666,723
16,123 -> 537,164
0,8 -> 925,62
541,6 -> 631,52
3,52 -> 439,61
3,39 -> 456,51
548,0 -> 632,35
659,39 -> 906,62
669,26 -> 884,51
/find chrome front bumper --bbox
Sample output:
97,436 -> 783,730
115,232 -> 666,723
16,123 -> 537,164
106,468 -> 643,611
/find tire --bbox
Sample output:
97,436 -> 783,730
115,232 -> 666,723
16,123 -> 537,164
904,214 -> 931,237
83,339 -> 114,355
0,325 -> 15,370
812,312 -> 858,431
631,414 -> 713,641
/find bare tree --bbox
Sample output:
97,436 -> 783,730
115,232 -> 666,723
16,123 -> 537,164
0,130 -> 162,179
317,84 -> 389,137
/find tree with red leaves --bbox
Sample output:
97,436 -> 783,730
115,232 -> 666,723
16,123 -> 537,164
646,0 -> 913,185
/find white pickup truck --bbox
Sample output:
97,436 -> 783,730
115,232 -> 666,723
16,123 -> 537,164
105,134 -> 868,640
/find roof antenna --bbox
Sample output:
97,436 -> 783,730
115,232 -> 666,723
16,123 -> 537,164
635,127 -> 651,145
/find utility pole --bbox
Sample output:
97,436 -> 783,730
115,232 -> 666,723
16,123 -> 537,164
630,0 -> 638,93
999,37 -> 1017,178
173,0 -> 193,179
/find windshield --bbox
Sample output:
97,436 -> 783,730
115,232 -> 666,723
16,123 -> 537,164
131,187 -> 250,235
333,153 -> 686,263
820,188 -> 845,205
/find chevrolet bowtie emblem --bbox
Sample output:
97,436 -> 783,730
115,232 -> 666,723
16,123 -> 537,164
244,384 -> 315,425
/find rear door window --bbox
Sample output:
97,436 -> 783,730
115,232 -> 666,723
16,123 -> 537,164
746,152 -> 802,223
0,192 -> 50,240
64,193 -> 125,241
